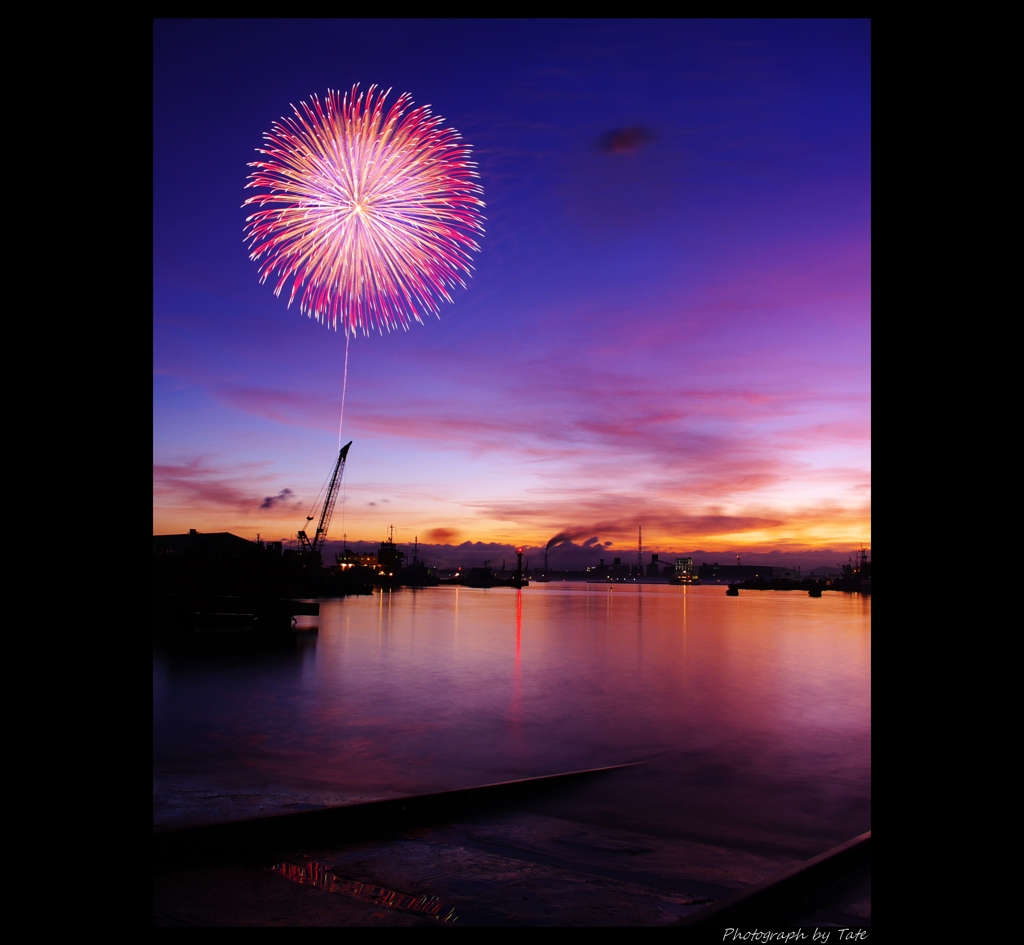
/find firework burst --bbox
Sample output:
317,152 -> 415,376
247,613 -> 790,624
243,85 -> 485,336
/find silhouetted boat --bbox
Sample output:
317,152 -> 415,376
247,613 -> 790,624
726,585 -> 739,596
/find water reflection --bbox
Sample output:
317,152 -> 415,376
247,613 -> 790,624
154,585 -> 869,856
511,589 -> 522,735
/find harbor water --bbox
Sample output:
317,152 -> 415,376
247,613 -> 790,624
153,583 -> 870,860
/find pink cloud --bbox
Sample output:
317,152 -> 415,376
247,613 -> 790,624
153,458 -> 304,516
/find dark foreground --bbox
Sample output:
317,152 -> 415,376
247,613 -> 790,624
154,771 -> 869,928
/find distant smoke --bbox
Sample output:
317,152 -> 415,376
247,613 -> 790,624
260,488 -> 294,510
545,532 -> 569,551
596,125 -> 654,154
546,529 -> 592,551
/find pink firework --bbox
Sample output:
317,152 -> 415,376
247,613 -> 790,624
243,85 -> 485,336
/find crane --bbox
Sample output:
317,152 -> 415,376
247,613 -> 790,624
297,441 -> 352,564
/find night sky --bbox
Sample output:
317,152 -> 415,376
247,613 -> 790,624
153,19 -> 870,569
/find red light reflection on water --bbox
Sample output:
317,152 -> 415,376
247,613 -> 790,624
516,589 -> 522,664
269,860 -> 457,922
510,589 -> 523,734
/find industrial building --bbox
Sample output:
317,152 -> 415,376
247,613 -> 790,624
697,562 -> 801,583
153,530 -> 281,558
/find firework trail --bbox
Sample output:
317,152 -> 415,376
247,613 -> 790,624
243,85 -> 485,444
337,332 -> 349,450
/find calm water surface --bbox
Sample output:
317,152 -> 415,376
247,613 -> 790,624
153,584 -> 870,857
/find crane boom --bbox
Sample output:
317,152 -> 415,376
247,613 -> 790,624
297,441 -> 351,561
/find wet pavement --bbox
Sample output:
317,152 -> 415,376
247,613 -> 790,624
153,809 -> 870,927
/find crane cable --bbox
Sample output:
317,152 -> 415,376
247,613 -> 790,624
303,459 -> 334,532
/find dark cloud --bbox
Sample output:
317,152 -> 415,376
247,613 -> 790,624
315,536 -> 869,574
260,488 -> 294,510
596,125 -> 654,154
426,528 -> 459,543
